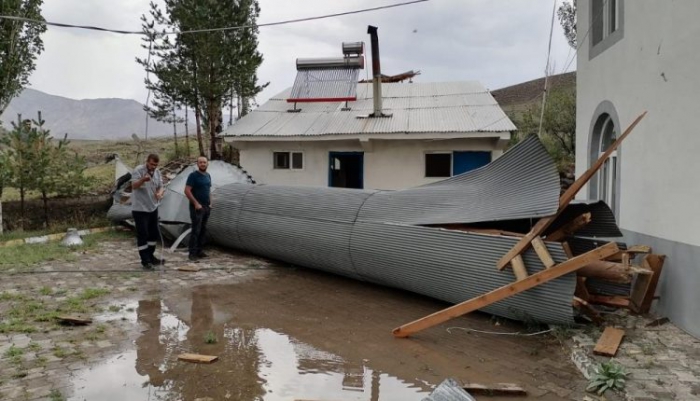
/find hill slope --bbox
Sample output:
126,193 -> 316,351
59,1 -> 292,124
1,88 -> 189,140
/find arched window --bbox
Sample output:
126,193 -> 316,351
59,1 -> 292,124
598,115 -> 618,211
589,102 -> 621,217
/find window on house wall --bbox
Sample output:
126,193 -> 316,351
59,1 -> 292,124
273,152 -> 303,170
425,153 -> 451,178
597,115 -> 618,212
591,0 -> 622,50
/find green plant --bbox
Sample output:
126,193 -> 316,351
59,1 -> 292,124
39,286 -> 52,296
49,389 -> 65,401
587,361 -> 629,395
204,330 -> 218,344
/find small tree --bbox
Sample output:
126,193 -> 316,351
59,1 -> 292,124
0,115 -> 41,228
558,0 -> 577,49
514,87 -> 576,172
0,113 -> 92,228
0,0 -> 47,114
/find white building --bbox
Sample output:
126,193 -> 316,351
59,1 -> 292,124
576,0 -> 700,336
222,81 -> 515,190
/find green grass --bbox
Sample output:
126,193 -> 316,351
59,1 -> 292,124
204,330 -> 218,344
0,286 -> 111,334
49,389 -> 65,401
0,216 -> 113,242
0,230 -> 131,269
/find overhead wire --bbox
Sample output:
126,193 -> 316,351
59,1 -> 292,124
537,0 -> 559,138
0,0 -> 429,36
562,0 -> 609,73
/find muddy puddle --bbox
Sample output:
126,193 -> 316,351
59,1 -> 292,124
69,296 -> 429,400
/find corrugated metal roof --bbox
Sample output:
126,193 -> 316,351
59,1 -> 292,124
206,136 -> 578,325
358,135 -> 561,225
223,81 -> 516,137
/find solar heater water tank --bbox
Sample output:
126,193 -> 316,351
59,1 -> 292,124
295,56 -> 364,70
342,41 -> 364,56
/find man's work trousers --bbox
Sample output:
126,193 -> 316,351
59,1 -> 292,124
132,210 -> 160,266
189,205 -> 210,257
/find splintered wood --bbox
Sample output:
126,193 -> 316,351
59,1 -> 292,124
178,353 -> 218,363
594,327 -> 625,356
463,382 -> 527,396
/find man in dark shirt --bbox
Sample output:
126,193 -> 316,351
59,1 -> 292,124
184,156 -> 212,261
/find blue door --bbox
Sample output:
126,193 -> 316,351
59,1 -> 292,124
329,152 -> 364,189
452,151 -> 491,176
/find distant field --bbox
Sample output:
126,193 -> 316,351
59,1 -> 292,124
1,135 -> 202,202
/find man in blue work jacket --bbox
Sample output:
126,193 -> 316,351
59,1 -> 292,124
184,156 -> 212,261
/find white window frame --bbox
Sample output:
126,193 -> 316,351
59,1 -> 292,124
424,151 -> 452,178
590,0 -> 624,59
273,151 -> 304,170
597,116 -> 618,211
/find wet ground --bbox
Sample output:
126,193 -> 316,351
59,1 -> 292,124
0,238 -> 589,400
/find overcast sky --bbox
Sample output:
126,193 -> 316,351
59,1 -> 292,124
28,0 -> 575,105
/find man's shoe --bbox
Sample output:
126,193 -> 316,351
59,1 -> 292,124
197,252 -> 208,258
151,257 -> 166,265
141,262 -> 154,270
188,254 -> 200,262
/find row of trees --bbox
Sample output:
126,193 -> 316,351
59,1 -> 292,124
137,0 -> 267,160
0,113 -> 92,229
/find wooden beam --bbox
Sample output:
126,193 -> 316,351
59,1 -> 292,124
393,242 -> 619,338
511,255 -> 529,281
495,111 -> 647,270
573,296 -> 603,325
607,245 -> 652,261
531,237 -> 555,268
575,277 -> 590,300
588,294 -> 630,308
593,327 -> 625,357
631,254 -> 666,314
177,353 -> 218,364
562,241 -> 574,258
578,260 -> 652,283
462,382 -> 527,396
545,213 -> 592,242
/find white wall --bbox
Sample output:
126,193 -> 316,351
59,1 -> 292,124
576,0 -> 700,248
235,137 -> 503,190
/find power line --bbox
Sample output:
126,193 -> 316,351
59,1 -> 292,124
562,0 -> 608,73
0,0 -> 429,36
537,0 -> 558,137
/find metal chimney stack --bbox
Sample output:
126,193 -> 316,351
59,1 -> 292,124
367,25 -> 384,117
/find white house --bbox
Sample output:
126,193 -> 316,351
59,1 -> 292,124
576,0 -> 700,336
222,81 -> 515,190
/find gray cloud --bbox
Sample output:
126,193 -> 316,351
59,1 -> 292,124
29,0 -> 574,105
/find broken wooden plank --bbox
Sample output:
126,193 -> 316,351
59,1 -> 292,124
462,382 -> 527,396
588,294 -> 630,308
573,296 -> 603,325
578,260 -> 652,284
510,255 -> 529,281
177,265 -> 201,272
631,254 -> 666,314
562,241 -> 574,258
393,242 -> 619,338
545,212 -> 592,242
606,245 -> 652,261
575,277 -> 590,300
495,111 -> 647,270
593,327 -> 625,356
56,315 -> 92,325
177,353 -> 218,363
531,237 -> 555,268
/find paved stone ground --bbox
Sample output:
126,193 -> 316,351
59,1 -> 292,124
571,311 -> 700,400
0,238 -> 273,400
1,236 -> 699,400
